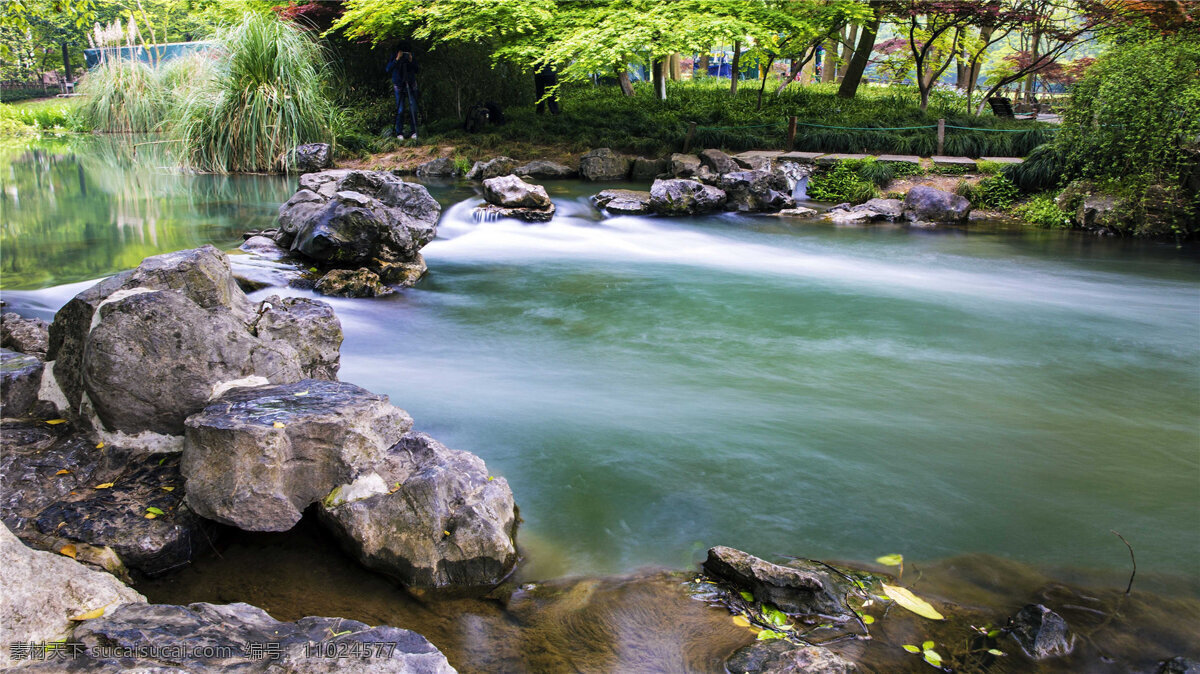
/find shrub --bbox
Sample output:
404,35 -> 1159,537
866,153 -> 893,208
1004,143 -> 1066,193
1012,193 -> 1073,228
974,174 -> 1020,209
808,160 -> 879,203
975,160 -> 1005,175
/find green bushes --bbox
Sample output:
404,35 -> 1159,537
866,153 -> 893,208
807,160 -> 879,203
0,98 -> 80,133
973,174 -> 1020,209
72,12 -> 335,173
1012,193 -> 1072,228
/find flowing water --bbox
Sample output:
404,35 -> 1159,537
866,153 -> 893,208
2,138 -> 1199,670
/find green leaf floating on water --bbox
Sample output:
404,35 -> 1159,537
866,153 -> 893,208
762,605 -> 789,627
923,649 -> 943,667
922,640 -> 935,650
902,644 -> 921,654
875,553 -> 904,566
880,583 -> 944,620
756,629 -> 786,641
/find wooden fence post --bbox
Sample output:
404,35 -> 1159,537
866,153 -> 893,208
937,118 -> 945,156
683,121 -> 697,153
786,116 -> 797,151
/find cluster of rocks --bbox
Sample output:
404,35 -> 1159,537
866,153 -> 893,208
0,244 -> 520,668
246,169 -> 443,298
414,155 -> 576,180
821,186 -> 970,226
474,174 -> 556,222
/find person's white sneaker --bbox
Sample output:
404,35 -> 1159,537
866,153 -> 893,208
396,134 -> 404,139
410,133 -> 418,140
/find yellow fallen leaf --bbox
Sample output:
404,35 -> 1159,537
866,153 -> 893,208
95,442 -> 105,449
45,419 -> 68,425
880,583 -> 944,620
272,421 -> 285,429
55,469 -> 70,476
294,390 -> 309,396
69,604 -> 110,621
732,615 -> 751,628
59,544 -> 77,559
94,482 -> 114,489
862,614 -> 875,624
443,530 -> 451,536
144,513 -> 157,519
487,476 -> 495,481
161,486 -> 175,492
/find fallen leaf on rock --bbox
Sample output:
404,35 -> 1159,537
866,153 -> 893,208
45,419 -> 67,425
144,513 -> 157,519
881,583 -> 944,620
95,442 -> 105,449
161,486 -> 175,492
59,544 -> 77,558
273,421 -> 285,429
94,482 -> 114,489
146,507 -> 165,516
69,603 -> 111,621
732,615 -> 751,628
54,469 -> 70,476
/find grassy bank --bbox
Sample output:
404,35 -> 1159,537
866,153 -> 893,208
353,79 -> 1054,160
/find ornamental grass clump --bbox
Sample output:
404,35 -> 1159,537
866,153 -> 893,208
77,60 -> 167,133
175,12 -> 336,173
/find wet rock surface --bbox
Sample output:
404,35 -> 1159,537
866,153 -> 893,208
630,156 -> 669,182
515,159 -> 575,179
182,379 -> 413,532
252,295 -> 343,380
591,189 -> 652,215
32,601 -> 455,673
476,175 -> 555,222
294,143 -> 332,173
726,640 -> 856,674
465,156 -> 518,181
0,420 -> 212,576
668,152 -> 702,178
703,546 -> 848,617
318,432 -> 518,591
1,312 -> 49,359
1,348 -> 44,418
416,156 -> 459,177
0,521 -> 146,663
649,179 -> 727,216
315,268 -> 396,298
580,148 -> 632,181
903,185 -> 971,224
720,169 -> 795,213
1010,603 -> 1074,660
699,148 -> 740,176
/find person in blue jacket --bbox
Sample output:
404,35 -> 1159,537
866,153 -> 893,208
387,42 -> 419,139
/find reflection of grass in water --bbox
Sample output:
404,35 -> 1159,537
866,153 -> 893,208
0,137 -> 292,290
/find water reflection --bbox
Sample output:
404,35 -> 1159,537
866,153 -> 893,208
0,137 -> 293,289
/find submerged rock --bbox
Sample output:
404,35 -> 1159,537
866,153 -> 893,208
466,156 -> 518,180
319,432 -> 518,590
314,268 -> 396,298
515,159 -> 575,179
649,179 -> 727,216
0,521 -> 145,663
294,142 -> 332,173
903,185 -> 971,224
1010,604 -> 1074,660
703,546 -> 848,617
591,189 -> 652,215
43,601 -> 455,673
1,348 -> 43,418
182,379 -> 412,532
1,421 -> 212,576
1,312 -> 49,359
726,640 -> 856,674
580,148 -> 633,182
1159,657 -> 1200,674
720,169 -> 795,212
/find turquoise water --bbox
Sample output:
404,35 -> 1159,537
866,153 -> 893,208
3,138 -> 1198,593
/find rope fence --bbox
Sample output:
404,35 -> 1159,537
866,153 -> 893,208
684,115 -> 1054,155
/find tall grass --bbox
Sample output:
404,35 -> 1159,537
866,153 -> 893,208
175,13 -> 335,173
77,60 -> 167,133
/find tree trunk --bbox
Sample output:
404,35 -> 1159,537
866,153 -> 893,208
669,53 -> 681,80
730,41 -> 741,95
616,66 -> 635,96
1024,31 -> 1041,102
838,25 -> 858,81
776,57 -> 804,93
62,43 -> 72,84
821,39 -> 837,83
756,56 -> 775,111
652,57 -> 667,100
966,26 -> 993,114
837,10 -> 880,98
698,48 -> 710,77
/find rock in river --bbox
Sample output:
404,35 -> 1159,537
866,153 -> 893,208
1,348 -> 43,418
703,546 -> 848,617
314,268 -> 396,298
0,521 -> 146,663
720,169 -> 795,213
591,189 -> 652,215
1,312 -> 49,359
182,379 -> 413,532
726,640 -> 856,674
649,179 -> 727,216
319,432 -> 518,590
515,159 -> 575,179
39,601 -> 455,673
902,185 -> 971,224
1010,603 -> 1074,660
294,142 -> 332,173
580,148 -> 632,181
476,174 -> 556,222
466,156 -> 518,180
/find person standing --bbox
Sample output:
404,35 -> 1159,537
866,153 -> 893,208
387,42 -> 419,139
534,63 -> 560,115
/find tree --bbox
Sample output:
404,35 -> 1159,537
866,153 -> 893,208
837,0 -> 884,97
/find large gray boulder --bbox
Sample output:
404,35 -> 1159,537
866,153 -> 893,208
699,148 -> 739,175
483,175 -> 551,209
416,156 -> 459,177
630,156 -> 669,182
902,185 -> 971,224
46,601 -> 455,673
276,170 -> 440,286
1,421 -> 212,576
515,159 -> 575,179
668,153 -> 702,178
720,169 -> 795,212
580,148 -> 632,181
591,189 -> 652,215
465,156 -> 518,180
182,380 -> 412,532
314,268 -> 396,298
703,546 -> 848,616
82,290 -> 306,435
252,295 -> 343,380
47,246 -> 259,418
649,179 -> 727,216
0,522 -> 145,663
319,432 -> 518,590
294,142 -> 332,173
1,313 -> 49,359
1,348 -> 43,418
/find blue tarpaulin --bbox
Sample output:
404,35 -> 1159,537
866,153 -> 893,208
84,42 -> 213,69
